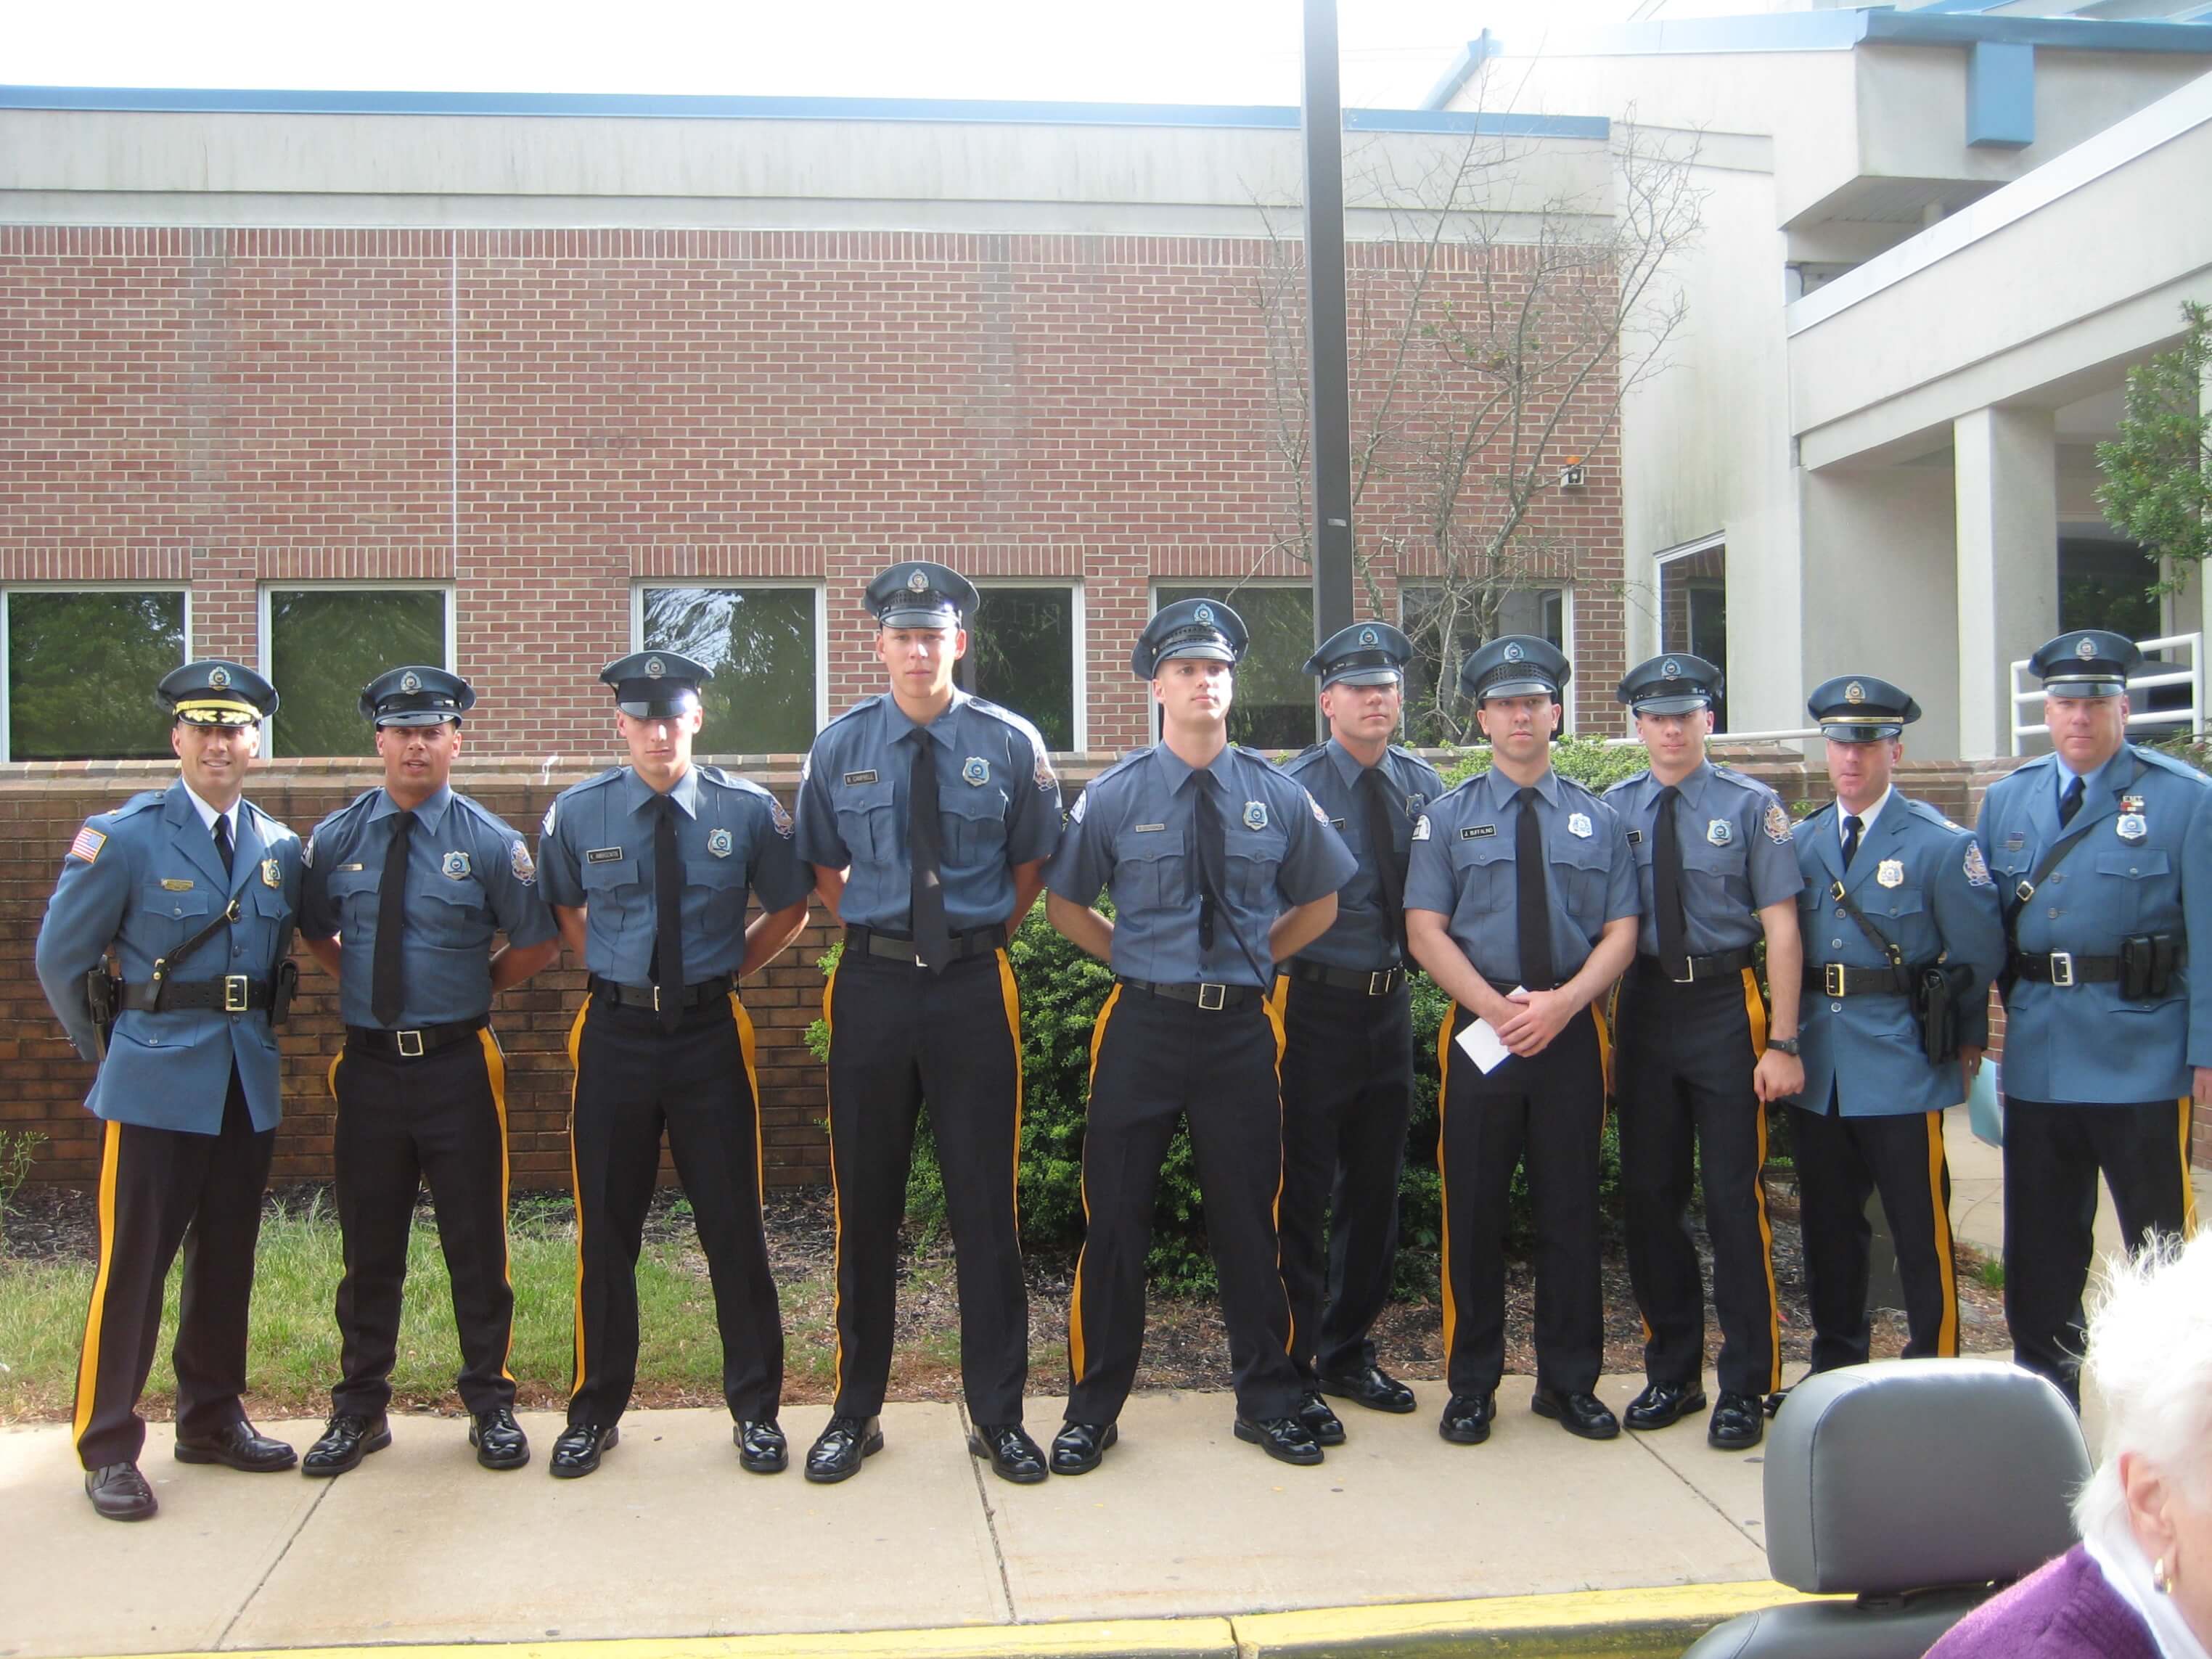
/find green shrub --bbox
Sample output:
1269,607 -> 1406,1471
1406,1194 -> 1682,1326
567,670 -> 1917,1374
0,1128 -> 43,1253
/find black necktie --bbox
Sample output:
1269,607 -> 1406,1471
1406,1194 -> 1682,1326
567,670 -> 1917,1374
2059,775 -> 2084,829
1652,784 -> 1688,969
1360,766 -> 1407,958
213,811 -> 235,879
1841,813 -> 1863,869
1515,786 -> 1556,991
908,732 -> 951,972
650,794 -> 684,1032
1192,777 -> 1229,957
371,810 -> 414,1028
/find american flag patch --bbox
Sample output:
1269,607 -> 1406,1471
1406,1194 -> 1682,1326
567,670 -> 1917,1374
69,827 -> 107,864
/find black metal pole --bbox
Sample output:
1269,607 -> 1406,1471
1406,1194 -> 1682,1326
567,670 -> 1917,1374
1302,0 -> 1356,670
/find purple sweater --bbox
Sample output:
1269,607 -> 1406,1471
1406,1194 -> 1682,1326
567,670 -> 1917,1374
1928,1545 -> 2160,1659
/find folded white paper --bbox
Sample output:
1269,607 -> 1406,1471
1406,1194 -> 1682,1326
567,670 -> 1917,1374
1454,988 -> 1525,1074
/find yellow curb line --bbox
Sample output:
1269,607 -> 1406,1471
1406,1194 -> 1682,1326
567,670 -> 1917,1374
69,1581 -> 1820,1659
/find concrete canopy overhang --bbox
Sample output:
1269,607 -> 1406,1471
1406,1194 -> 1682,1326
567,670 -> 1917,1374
1786,67 -> 2212,473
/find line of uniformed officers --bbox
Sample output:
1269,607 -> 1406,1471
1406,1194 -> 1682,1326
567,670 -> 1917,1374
37,565 -> 2204,1520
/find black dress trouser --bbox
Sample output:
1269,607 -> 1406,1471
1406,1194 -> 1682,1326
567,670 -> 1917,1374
823,947 -> 1028,1424
2002,1094 -> 2196,1407
75,1070 -> 276,1469
1437,1001 -> 1605,1398
1068,985 -> 1303,1425
1613,962 -> 1781,1398
566,992 -> 782,1427
1270,974 -> 1414,1383
329,1031 -> 515,1419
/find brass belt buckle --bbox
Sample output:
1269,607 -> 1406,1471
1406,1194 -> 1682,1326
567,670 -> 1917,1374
1673,957 -> 1697,985
222,975 -> 250,1014
1824,963 -> 1846,998
1369,970 -> 1390,996
1197,983 -> 1227,1011
396,1029 -> 425,1058
2049,951 -> 2075,988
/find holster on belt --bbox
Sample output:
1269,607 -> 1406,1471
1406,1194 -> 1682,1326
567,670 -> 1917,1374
83,967 -> 120,1060
270,959 -> 300,1028
1910,962 -> 1977,1067
2120,933 -> 2179,1001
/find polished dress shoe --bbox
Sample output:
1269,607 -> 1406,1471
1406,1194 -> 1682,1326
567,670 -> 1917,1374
1763,1388 -> 1790,1418
1438,1390 -> 1496,1445
174,1418 -> 296,1472
548,1422 -> 617,1479
1623,1380 -> 1708,1433
1049,1420 -> 1116,1476
967,1422 -> 1048,1485
734,1418 -> 788,1475
470,1406 -> 530,1471
1317,1363 -> 1417,1414
803,1414 -> 882,1483
302,1413 -> 390,1477
1296,1390 -> 1346,1446
1708,1391 -> 1765,1450
86,1462 -> 157,1522
1232,1414 -> 1324,1466
1531,1387 -> 1621,1441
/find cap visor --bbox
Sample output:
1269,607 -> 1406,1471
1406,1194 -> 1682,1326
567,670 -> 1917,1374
1475,674 -> 1557,702
878,606 -> 960,629
1324,668 -> 1402,688
1819,721 -> 1901,742
2042,677 -> 2126,698
1631,693 -> 1711,716
374,710 -> 459,727
1155,642 -> 1237,667
617,697 -> 699,718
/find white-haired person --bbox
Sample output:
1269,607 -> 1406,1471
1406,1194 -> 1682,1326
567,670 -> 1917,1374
1929,1226 -> 2212,1658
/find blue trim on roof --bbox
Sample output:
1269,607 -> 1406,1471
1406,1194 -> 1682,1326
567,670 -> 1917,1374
1966,40 -> 2035,149
0,83 -> 1606,136
1587,7 -> 2211,56
1420,30 -> 1499,112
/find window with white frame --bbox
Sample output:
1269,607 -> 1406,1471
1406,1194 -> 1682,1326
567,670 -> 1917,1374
636,583 -> 823,755
1152,583 -> 1316,750
957,583 -> 1081,751
1655,540 -> 1727,731
1398,583 -> 1570,745
264,586 -> 451,757
2,587 -> 189,762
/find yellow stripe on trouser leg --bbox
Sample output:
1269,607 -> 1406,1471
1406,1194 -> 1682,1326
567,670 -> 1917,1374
565,996 -> 591,1400
729,994 -> 764,1201
1436,1005 -> 1457,1368
475,1029 -> 517,1381
2180,1099 -> 2199,1237
1068,984 -> 1124,1388
1741,967 -> 1781,1390
72,1119 -> 124,1449
996,950 -> 1023,1232
823,961 -> 846,1398
1925,1110 -> 1959,1357
327,1049 -> 344,1099
1261,989 -> 1294,1354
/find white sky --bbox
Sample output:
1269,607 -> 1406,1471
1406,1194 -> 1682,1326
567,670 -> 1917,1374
7,0 -> 1658,108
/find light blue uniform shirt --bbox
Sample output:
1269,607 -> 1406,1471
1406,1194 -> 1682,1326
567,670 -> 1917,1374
300,785 -> 556,1030
538,764 -> 810,984
1044,743 -> 1357,988
1603,760 -> 1801,957
1403,765 -> 1638,986
795,690 -> 1060,933
1280,739 -> 1444,972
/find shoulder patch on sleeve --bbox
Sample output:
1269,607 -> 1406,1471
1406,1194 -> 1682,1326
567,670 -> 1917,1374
541,800 -> 557,838
1764,801 -> 1792,844
769,795 -> 794,839
1963,840 -> 1994,889
69,825 -> 108,864
300,833 -> 315,869
1069,787 -> 1088,824
1412,814 -> 1432,842
510,838 -> 536,883
1308,790 -> 1330,826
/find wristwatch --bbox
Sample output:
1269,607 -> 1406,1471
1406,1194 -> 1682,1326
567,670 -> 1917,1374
1767,1036 -> 1801,1057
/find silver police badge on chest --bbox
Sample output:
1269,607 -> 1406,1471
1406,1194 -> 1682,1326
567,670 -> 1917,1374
2117,812 -> 2148,843
707,827 -> 734,858
1707,819 -> 1732,846
1567,812 -> 1592,838
442,851 -> 471,880
962,757 -> 991,787
1877,859 -> 1904,889
1244,801 -> 1269,831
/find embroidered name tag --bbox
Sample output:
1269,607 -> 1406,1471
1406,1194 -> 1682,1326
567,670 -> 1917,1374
160,877 -> 195,891
1133,822 -> 1166,833
843,770 -> 879,787
1626,830 -> 1643,845
586,847 -> 626,864
338,863 -> 366,873
1462,825 -> 1496,840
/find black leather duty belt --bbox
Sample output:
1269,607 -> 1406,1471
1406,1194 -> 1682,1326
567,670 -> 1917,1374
844,923 -> 1007,966
1637,946 -> 1756,985
2009,951 -> 2125,987
1806,962 -> 1914,997
345,1017 -> 490,1060
1115,976 -> 1260,1011
587,973 -> 734,1012
1287,961 -> 1406,996
120,975 -> 272,1015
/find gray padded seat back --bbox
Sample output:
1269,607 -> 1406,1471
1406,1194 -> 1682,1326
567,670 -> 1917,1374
1763,1359 -> 2087,1594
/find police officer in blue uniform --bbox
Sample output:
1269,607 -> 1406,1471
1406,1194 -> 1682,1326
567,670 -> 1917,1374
794,562 -> 1061,1486
1790,675 -> 2005,1385
1975,631 -> 2212,1408
35,660 -> 303,1521
1274,622 -> 1445,1443
1044,598 -> 1356,1473
295,668 -> 561,1478
1404,636 -> 1639,1447
538,651 -> 812,1476
1604,654 -> 1803,1451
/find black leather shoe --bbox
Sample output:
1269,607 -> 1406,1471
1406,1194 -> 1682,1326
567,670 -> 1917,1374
1232,1414 -> 1324,1466
803,1414 -> 882,1483
1318,1363 -> 1418,1414
1531,1388 -> 1621,1440
1623,1380 -> 1708,1433
1049,1420 -> 1116,1476
86,1462 -> 157,1521
1438,1390 -> 1495,1445
1708,1392 -> 1765,1449
174,1418 -> 296,1472
1763,1388 -> 1790,1418
968,1422 -> 1048,1485
735,1419 -> 788,1475
1296,1390 -> 1346,1446
302,1413 -> 390,1478
470,1406 -> 530,1471
548,1422 -> 617,1479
